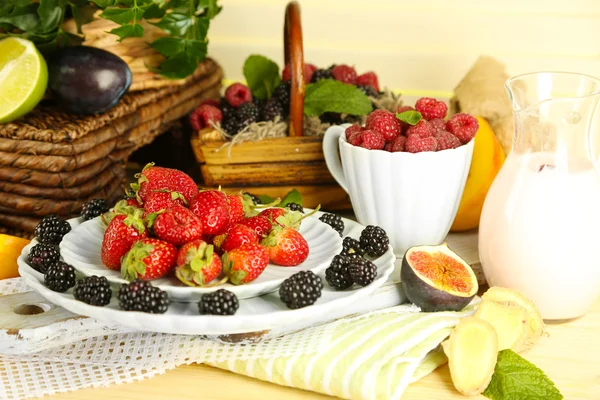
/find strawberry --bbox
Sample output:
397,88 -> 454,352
227,193 -> 256,223
259,207 -> 286,223
222,224 -> 259,252
262,226 -> 309,266
175,240 -> 222,286
222,243 -> 269,285
121,238 -> 177,281
259,206 -> 318,231
101,210 -> 147,270
152,205 -> 203,246
238,215 -> 272,237
131,163 -> 198,204
125,198 -> 141,208
190,190 -> 231,235
143,190 -> 187,218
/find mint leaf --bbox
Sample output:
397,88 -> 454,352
99,7 -> 135,25
258,194 -> 275,204
483,350 -> 563,400
278,189 -> 302,207
243,54 -> 281,100
108,22 -> 144,41
396,110 -> 422,125
37,0 -> 63,32
304,80 -> 372,117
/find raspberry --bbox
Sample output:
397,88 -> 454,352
405,135 -> 438,153
406,120 -> 434,138
435,130 -> 462,150
415,97 -> 448,120
396,105 -> 415,114
331,64 -> 357,84
347,131 -> 363,146
359,130 -> 385,150
446,113 -> 479,144
189,104 -> 223,131
365,110 -> 401,142
355,71 -> 380,92
282,63 -> 317,84
388,135 -> 406,152
225,83 -> 252,107
429,118 -> 447,133
345,124 -> 362,140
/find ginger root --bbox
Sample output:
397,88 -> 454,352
475,300 -> 528,351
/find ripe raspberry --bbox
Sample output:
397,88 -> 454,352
435,130 -> 462,150
388,135 -> 407,152
365,110 -> 401,142
189,104 -> 223,131
405,135 -> 438,153
347,131 -> 363,146
345,124 -> 362,140
355,71 -> 379,92
282,63 -> 317,84
225,83 -> 252,107
359,130 -> 385,150
331,64 -> 357,84
429,118 -> 447,133
446,113 -> 479,144
396,105 -> 415,114
415,97 -> 448,120
405,120 -> 434,138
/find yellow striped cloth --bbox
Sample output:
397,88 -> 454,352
207,304 -> 476,400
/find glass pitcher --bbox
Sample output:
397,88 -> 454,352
479,72 -> 600,320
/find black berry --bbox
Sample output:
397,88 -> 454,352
311,68 -> 333,83
221,117 -> 240,135
44,261 -> 76,292
286,202 -> 304,213
260,99 -> 284,121
319,213 -> 344,237
356,84 -> 378,97
35,215 -> 71,245
279,270 -> 323,309
325,254 -> 355,290
246,193 -> 262,205
319,112 -> 343,125
359,225 -> 390,258
220,98 -> 235,120
81,199 -> 110,221
236,101 -> 260,125
118,280 -> 169,314
199,289 -> 239,316
348,257 -> 377,286
272,81 -> 291,113
27,243 -> 60,274
340,237 -> 365,256
74,276 -> 112,306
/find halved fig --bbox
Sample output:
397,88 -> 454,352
401,244 -> 478,312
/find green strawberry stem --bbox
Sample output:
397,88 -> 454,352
121,241 -> 153,281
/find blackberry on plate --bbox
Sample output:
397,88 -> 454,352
279,270 -> 323,310
357,84 -> 378,97
311,68 -> 333,83
44,261 -> 76,292
118,280 -> 169,314
35,215 -> 71,245
286,202 -> 304,213
246,193 -> 262,205
260,100 -> 284,122
325,254 -> 356,290
348,257 -> 378,286
27,243 -> 60,274
74,275 -> 112,306
319,213 -> 344,236
272,81 -> 291,111
359,225 -> 390,258
199,289 -> 239,315
81,199 -> 110,221
340,237 -> 365,256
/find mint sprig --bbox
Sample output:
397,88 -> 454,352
483,350 -> 563,400
396,110 -> 422,125
243,54 -> 281,100
303,79 -> 372,117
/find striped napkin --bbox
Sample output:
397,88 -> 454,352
207,302 -> 477,400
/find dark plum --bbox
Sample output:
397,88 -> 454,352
48,46 -> 132,115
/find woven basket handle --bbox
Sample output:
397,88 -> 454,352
284,1 -> 304,137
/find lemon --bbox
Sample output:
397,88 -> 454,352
0,37 -> 48,123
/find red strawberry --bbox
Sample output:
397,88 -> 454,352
121,238 -> 177,281
152,205 -> 203,246
101,211 -> 148,270
190,190 -> 231,235
222,224 -> 259,252
262,226 -> 309,266
175,240 -> 222,286
131,163 -> 198,205
143,190 -> 187,218
238,215 -> 272,237
356,71 -> 380,92
125,198 -> 141,208
222,243 -> 269,285
259,207 -> 286,224
227,193 -> 256,223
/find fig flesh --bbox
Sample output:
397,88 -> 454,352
47,46 -> 132,114
401,243 -> 478,312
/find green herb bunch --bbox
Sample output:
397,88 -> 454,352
0,0 -> 221,79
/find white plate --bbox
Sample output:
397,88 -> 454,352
18,216 -> 396,336
59,211 -> 343,301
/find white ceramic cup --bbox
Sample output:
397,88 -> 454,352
323,124 -> 474,257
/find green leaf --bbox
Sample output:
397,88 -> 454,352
150,12 -> 193,36
38,0 -> 63,32
0,4 -> 40,32
243,54 -> 281,100
304,79 -> 372,117
149,36 -> 185,57
108,22 -> 144,41
258,194 -> 275,204
396,110 -> 422,125
151,50 -> 198,79
483,350 -> 563,400
142,3 -> 165,19
90,0 -> 115,7
278,189 -> 302,207
70,4 -> 96,34
100,7 -> 135,25
197,0 -> 222,18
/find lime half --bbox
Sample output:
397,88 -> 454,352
0,38 -> 48,123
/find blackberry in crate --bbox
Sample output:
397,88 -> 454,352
319,213 -> 344,236
35,215 -> 71,245
279,270 -> 323,309
359,225 -> 389,258
74,276 -> 112,306
220,98 -> 235,120
348,257 -> 378,286
311,68 -> 333,83
340,237 -> 365,256
272,81 -> 291,112
319,112 -> 343,125
44,261 -> 76,293
286,202 -> 304,213
325,254 -> 355,290
221,117 -> 241,135
357,84 -> 378,97
27,243 -> 60,274
199,289 -> 239,316
118,280 -> 169,314
260,100 -> 284,122
81,199 -> 110,221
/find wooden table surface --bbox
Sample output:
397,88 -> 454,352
38,297 -> 600,400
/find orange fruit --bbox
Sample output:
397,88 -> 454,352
0,234 -> 31,279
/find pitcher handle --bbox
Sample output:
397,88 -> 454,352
323,126 -> 348,193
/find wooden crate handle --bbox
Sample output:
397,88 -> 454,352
284,1 -> 304,137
